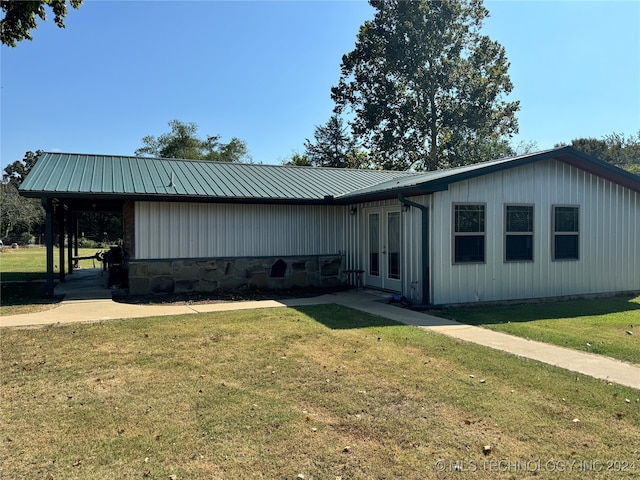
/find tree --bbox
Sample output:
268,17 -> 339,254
135,120 -> 250,163
346,149 -> 373,170
1,151 -> 45,241
3,150 -> 42,188
510,139 -> 539,156
76,211 -> 123,246
0,182 -> 44,241
281,151 -> 312,167
304,115 -> 369,168
332,0 -> 519,171
1,0 -> 82,47
206,136 -> 249,163
304,115 -> 352,168
557,131 -> 640,171
627,165 -> 640,176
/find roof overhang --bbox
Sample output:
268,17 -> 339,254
555,151 -> 640,193
19,147 -> 640,208
24,191 -> 349,207
344,146 -> 640,196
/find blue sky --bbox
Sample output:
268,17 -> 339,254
1,0 -> 639,170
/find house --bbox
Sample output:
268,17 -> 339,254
19,146 -> 640,305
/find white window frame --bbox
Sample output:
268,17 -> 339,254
504,204 -> 534,263
552,205 -> 580,261
452,203 -> 486,264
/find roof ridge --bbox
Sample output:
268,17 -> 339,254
39,152 -> 418,173
27,146 -> 636,202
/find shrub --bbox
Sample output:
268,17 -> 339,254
20,233 -> 35,245
78,237 -> 100,249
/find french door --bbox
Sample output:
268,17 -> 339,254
365,208 -> 402,291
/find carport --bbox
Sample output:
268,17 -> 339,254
39,196 -> 124,296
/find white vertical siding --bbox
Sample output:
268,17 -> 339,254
343,197 -> 428,303
431,159 -> 640,304
134,160 -> 638,305
135,202 -> 348,259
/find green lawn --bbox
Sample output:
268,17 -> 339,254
0,247 -> 102,315
0,246 -> 102,281
431,295 -> 640,365
1,246 -> 56,282
1,305 -> 639,479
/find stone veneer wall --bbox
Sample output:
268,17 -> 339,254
128,255 -> 344,295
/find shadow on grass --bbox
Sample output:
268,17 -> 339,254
1,272 -> 47,282
113,286 -> 351,305
292,304 -> 401,330
433,294 -> 640,326
0,281 -> 63,307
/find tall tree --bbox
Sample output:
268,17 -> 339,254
135,120 -> 250,163
281,151 -> 312,167
510,139 -> 539,156
1,0 -> 82,47
0,182 -> 44,240
304,115 -> 369,168
332,0 -> 519,171
627,165 -> 640,176
558,132 -> 640,171
1,150 -> 45,241
3,150 -> 42,188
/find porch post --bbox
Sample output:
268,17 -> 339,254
42,197 -> 55,296
74,212 -> 79,259
67,208 -> 74,274
58,202 -> 65,283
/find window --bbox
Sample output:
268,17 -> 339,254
369,213 -> 380,276
387,211 -> 401,279
553,205 -> 579,260
453,204 -> 485,263
505,205 -> 533,262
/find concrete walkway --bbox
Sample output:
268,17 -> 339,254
2,269 -> 639,390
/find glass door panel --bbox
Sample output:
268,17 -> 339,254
365,208 -> 401,292
368,213 -> 380,277
387,211 -> 400,280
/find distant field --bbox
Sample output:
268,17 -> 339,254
0,246 -> 102,281
0,247 -> 102,315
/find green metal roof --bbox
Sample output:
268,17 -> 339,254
338,146 -> 640,200
19,153 -> 415,203
19,147 -> 640,204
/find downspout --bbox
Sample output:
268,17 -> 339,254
398,193 -> 430,306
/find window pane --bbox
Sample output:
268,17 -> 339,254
506,235 -> 533,261
369,253 -> 379,276
388,253 -> 400,279
455,235 -> 485,263
555,235 -> 579,260
506,206 -> 533,232
555,207 -> 578,232
369,214 -> 380,276
455,205 -> 485,233
387,212 -> 400,279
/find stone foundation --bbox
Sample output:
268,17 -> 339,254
128,255 -> 344,295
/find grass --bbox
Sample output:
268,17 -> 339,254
430,295 -> 640,365
2,305 -> 639,479
0,247 -> 102,315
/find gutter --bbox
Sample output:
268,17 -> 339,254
398,194 -> 430,306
